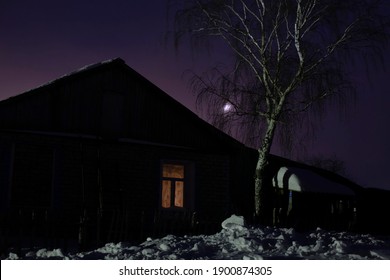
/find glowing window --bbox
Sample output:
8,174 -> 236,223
174,181 -> 184,207
162,180 -> 172,208
161,164 -> 185,209
162,164 -> 184,179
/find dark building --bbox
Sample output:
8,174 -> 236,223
0,58 -> 254,251
355,187 -> 390,234
267,155 -> 362,232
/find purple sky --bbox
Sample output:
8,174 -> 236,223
0,1 -> 389,190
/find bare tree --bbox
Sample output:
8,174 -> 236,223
169,0 -> 388,222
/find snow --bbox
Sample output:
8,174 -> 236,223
273,166 -> 355,196
3,215 -> 390,260
221,214 -> 245,230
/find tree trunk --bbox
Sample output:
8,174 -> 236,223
254,119 -> 277,224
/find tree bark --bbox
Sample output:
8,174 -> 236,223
254,118 -> 277,224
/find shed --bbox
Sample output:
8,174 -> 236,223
271,164 -> 359,231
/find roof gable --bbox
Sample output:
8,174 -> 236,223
273,166 -> 356,196
0,58 -> 243,151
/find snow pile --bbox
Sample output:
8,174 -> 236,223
221,214 -> 246,230
4,215 -> 390,260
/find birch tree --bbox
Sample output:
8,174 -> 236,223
170,0 -> 388,222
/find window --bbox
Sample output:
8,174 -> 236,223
161,163 -> 185,209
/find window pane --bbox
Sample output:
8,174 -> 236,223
162,164 -> 184,179
162,180 -> 171,208
175,181 -> 184,207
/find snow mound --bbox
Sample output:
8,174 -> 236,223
4,215 -> 390,260
221,215 -> 245,230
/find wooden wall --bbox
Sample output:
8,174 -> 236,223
0,130 -> 232,249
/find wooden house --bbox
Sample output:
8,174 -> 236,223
0,58 -> 254,250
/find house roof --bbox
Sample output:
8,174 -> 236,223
272,166 -> 356,196
0,58 -> 123,104
0,58 -> 246,151
269,154 -> 362,195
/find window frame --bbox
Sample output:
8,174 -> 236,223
159,160 -> 194,211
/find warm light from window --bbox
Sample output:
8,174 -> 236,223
161,164 -> 185,209
174,181 -> 184,207
162,180 -> 171,208
162,164 -> 184,179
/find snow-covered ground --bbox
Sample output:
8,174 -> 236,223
4,215 -> 390,260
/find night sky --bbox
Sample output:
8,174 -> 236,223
0,1 -> 389,190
